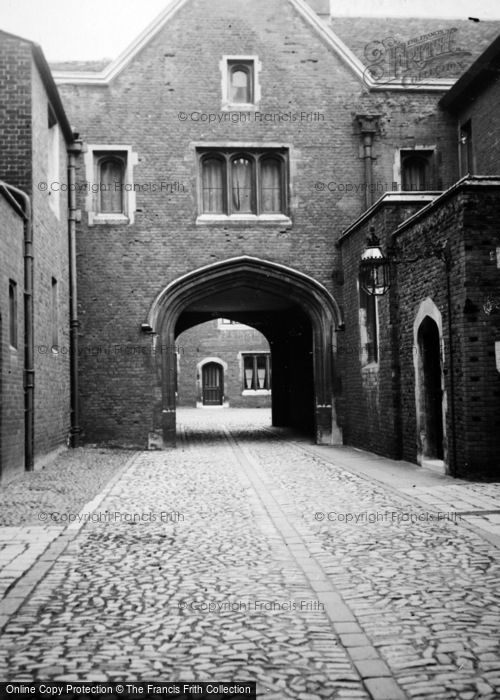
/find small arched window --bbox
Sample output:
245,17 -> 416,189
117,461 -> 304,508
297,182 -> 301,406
202,156 -> 225,214
260,157 -> 283,213
98,157 -> 125,213
229,63 -> 253,104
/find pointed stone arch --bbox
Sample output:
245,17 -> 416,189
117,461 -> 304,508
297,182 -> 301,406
413,298 -> 447,471
147,256 -> 344,446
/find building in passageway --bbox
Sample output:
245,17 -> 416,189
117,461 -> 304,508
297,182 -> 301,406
0,31 -> 77,483
1,0 -> 500,479
176,318 -> 272,409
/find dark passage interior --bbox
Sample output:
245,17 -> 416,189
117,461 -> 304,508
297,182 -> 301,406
175,285 -> 315,437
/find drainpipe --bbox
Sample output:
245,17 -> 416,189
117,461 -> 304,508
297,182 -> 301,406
67,139 -> 83,447
356,115 -> 380,210
0,181 -> 34,471
443,245 -> 457,476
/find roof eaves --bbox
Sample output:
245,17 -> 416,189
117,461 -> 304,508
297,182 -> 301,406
440,33 -> 500,110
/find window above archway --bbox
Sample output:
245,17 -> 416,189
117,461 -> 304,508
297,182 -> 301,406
197,147 -> 289,224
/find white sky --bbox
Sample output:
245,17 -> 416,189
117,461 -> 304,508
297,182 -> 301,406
1,0 -> 499,61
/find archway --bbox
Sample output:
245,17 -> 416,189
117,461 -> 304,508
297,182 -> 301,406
413,299 -> 446,468
146,256 -> 343,446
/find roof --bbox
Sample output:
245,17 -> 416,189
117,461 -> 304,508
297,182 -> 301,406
440,33 -> 500,110
0,29 -> 74,142
49,0 -> 499,91
331,17 -> 500,83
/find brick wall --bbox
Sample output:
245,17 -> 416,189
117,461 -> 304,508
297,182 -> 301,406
453,70 -> 500,175
338,185 -> 500,478
0,193 -> 25,481
177,320 -> 271,407
31,57 -> 72,459
0,35 -> 33,193
337,197 -> 432,458
394,184 -> 500,477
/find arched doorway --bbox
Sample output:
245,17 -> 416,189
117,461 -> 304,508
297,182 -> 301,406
413,299 -> 446,469
146,256 -> 343,446
417,317 -> 444,460
202,362 -> 224,406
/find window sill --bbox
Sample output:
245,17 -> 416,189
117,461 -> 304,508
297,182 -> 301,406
361,361 -> 379,371
242,389 -> 271,396
196,214 -> 291,226
221,103 -> 259,112
89,213 -> 130,226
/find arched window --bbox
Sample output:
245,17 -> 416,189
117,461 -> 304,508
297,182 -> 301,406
231,156 -> 254,213
98,157 -> 125,213
260,157 -> 282,213
202,156 -> 225,214
229,64 -> 252,104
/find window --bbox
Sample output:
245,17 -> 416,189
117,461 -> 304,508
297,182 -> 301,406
401,150 -> 434,191
242,353 -> 271,391
51,278 -> 58,349
198,148 -> 288,219
96,155 -> 125,214
202,156 -> 225,213
84,145 -> 138,225
359,286 -> 378,365
459,120 -> 472,177
218,318 -> 248,329
47,105 -> 60,217
229,62 -> 253,103
9,280 -> 17,349
221,55 -> 261,110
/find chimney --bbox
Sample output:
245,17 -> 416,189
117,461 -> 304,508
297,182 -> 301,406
304,0 -> 331,18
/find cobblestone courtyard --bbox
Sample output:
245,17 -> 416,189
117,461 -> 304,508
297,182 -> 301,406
1,409 -> 500,699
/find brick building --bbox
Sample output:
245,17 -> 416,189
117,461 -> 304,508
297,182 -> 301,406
1,1 -> 499,478
0,31 -> 76,482
338,34 -> 500,478
177,318 -> 271,408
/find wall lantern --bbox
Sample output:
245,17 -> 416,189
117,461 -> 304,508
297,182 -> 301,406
359,227 -> 390,296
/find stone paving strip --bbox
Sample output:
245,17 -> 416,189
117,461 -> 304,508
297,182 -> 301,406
0,448 -> 133,607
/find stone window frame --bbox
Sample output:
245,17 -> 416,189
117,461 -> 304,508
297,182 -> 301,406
459,119 -> 473,177
358,279 -> 379,369
84,144 -> 138,226
393,146 -> 437,192
195,145 -> 291,225
220,55 -> 261,111
239,351 -> 272,395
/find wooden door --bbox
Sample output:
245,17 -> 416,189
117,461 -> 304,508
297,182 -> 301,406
202,362 -> 223,405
